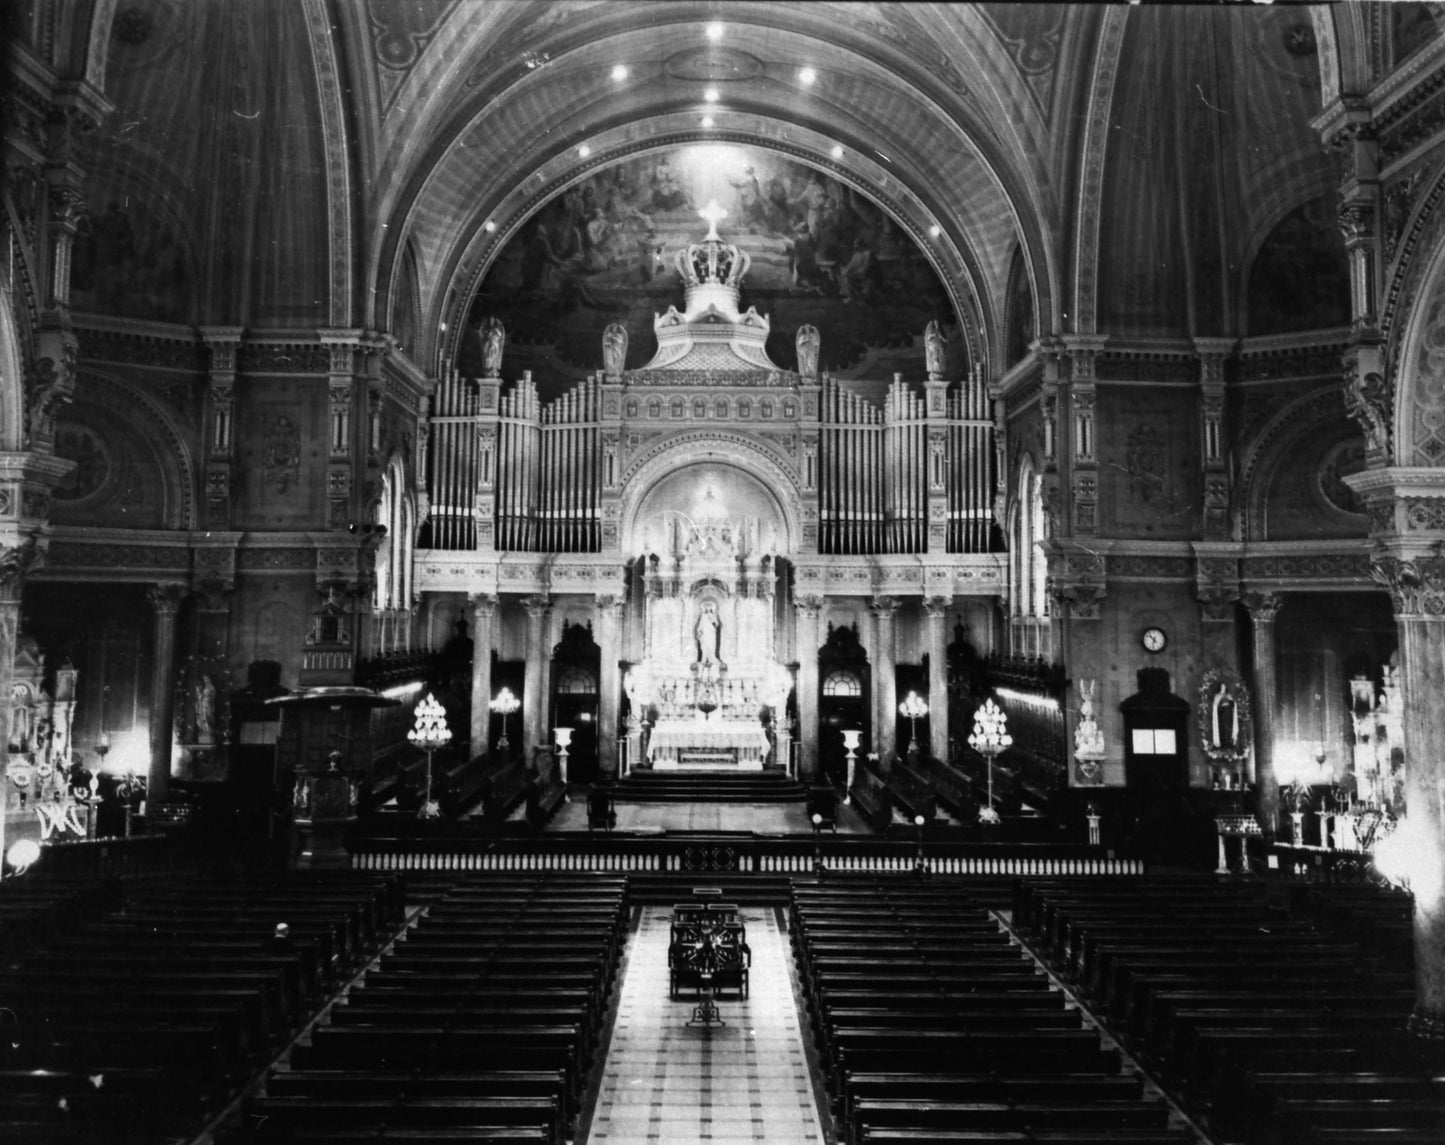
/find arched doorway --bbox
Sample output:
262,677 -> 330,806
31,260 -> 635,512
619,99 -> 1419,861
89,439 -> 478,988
551,623 -> 600,784
819,622 -> 870,786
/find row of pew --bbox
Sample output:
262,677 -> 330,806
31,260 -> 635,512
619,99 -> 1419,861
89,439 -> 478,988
0,869 -> 404,1144
791,876 -> 1191,1145
224,872 -> 629,1145
1013,876 -> 1445,1145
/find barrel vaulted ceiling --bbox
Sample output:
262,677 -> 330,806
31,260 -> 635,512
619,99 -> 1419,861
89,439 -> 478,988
24,1 -> 1348,371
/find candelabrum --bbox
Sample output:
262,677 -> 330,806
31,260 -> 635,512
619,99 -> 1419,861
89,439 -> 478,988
841,729 -> 861,804
490,687 -> 520,753
554,726 -> 573,793
407,693 -> 452,819
968,697 -> 1012,825
899,691 -> 928,755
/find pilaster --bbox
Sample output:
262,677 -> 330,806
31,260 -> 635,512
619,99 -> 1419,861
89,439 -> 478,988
468,593 -> 497,752
870,595 -> 901,769
923,597 -> 950,761
201,327 -> 243,527
1243,590 -> 1284,833
319,329 -> 363,529
1063,335 -> 1107,537
146,582 -> 188,802
794,594 -> 824,781
595,593 -> 625,779
1195,338 -> 1235,539
522,594 -> 551,759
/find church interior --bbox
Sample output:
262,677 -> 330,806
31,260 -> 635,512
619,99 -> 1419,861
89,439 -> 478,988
7,2 -> 1445,1143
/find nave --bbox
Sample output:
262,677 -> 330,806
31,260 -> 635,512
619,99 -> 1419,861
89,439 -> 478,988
5,860 -> 1445,1145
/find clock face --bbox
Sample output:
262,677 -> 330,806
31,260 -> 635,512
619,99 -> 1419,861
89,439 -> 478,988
1142,627 -> 1167,653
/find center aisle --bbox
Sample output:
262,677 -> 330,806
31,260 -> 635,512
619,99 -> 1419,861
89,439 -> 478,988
586,906 -> 828,1145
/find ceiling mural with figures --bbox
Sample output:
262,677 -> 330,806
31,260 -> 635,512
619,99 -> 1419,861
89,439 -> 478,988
459,144 -> 960,393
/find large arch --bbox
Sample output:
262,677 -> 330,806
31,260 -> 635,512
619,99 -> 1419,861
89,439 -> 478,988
618,432 -> 801,557
1392,227 -> 1445,468
363,10 -> 1057,376
0,282 -> 28,454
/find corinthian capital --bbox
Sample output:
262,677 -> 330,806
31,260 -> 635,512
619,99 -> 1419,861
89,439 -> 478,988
1370,553 -> 1445,618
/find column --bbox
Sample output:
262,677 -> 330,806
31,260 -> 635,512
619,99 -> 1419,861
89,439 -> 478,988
870,595 -> 900,771
595,595 -> 625,780
794,594 -> 823,782
468,593 -> 497,755
147,582 -> 187,803
0,542 -> 34,780
1371,552 -> 1445,1036
1243,590 -> 1283,835
924,597 -> 950,761
522,594 -> 550,759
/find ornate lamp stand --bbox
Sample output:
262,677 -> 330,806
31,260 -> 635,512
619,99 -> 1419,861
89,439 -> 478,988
899,692 -> 928,755
841,729 -> 861,803
968,697 -> 1012,826
407,693 -> 452,819
490,687 -> 520,754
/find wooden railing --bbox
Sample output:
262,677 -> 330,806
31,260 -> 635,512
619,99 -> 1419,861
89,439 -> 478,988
346,831 -> 1144,877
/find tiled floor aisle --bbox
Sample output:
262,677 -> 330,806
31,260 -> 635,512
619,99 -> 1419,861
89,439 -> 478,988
586,906 -> 828,1145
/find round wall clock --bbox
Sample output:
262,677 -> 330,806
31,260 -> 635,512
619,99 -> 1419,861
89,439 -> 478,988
1141,627 -> 1168,653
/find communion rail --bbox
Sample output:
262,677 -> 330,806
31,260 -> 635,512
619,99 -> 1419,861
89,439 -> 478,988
346,832 -> 1143,876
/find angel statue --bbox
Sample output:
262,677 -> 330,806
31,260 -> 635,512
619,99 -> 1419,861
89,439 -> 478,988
603,323 -> 628,378
796,325 -> 820,379
479,316 -> 506,377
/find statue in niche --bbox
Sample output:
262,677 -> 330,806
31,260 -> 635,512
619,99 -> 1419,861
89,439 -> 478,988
925,319 -> 946,377
796,324 -> 820,378
602,323 -> 628,377
480,316 -> 506,377
195,675 -> 216,744
695,601 -> 721,666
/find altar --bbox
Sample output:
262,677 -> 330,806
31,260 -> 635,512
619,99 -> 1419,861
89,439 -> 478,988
649,718 -> 770,769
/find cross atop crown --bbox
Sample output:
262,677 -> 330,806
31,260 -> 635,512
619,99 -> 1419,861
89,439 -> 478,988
698,199 -> 728,241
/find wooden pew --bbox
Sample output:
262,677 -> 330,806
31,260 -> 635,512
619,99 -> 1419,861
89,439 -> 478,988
848,765 -> 892,833
886,757 -> 937,823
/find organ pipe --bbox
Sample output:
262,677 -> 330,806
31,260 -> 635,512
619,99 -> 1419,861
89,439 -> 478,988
434,361 -> 993,557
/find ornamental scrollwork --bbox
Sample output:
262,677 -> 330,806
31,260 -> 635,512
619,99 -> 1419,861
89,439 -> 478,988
1342,367 -> 1392,460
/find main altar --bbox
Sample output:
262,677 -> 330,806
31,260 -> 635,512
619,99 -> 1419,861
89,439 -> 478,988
624,485 -> 792,771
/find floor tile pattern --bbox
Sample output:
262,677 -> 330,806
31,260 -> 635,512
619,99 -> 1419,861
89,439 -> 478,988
586,906 -> 826,1145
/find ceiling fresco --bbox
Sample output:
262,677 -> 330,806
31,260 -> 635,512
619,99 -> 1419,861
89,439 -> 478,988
460,143 -> 958,391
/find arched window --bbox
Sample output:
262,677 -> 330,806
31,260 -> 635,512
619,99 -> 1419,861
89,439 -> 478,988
1008,457 -> 1051,659
822,670 -> 862,697
1030,470 -> 1048,619
373,456 -> 415,614
557,668 -> 598,694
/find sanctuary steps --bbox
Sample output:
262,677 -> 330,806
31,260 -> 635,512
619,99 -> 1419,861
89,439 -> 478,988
612,766 -> 806,803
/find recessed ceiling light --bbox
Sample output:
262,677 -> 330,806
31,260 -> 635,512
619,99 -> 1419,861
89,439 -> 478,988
799,67 -> 817,85
704,88 -> 719,103
706,22 -> 724,42
578,144 -> 591,158
611,64 -> 628,82
484,220 -> 497,232
929,224 -> 942,238
701,115 -> 715,128
831,145 -> 844,159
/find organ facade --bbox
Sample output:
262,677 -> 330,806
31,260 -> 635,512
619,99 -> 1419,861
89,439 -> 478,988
416,219 -> 1004,780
